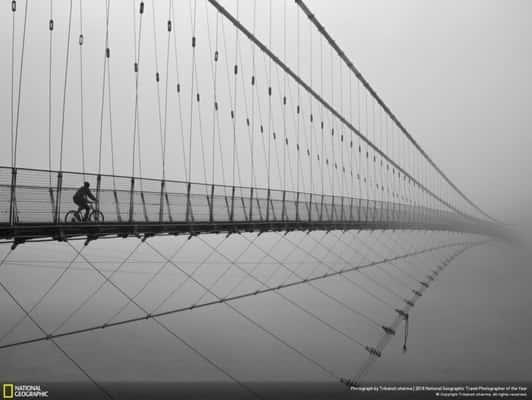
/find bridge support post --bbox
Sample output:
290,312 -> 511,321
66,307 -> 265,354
128,177 -> 135,223
230,186 -> 235,222
159,180 -> 165,223
266,188 -> 270,223
210,184 -> 215,223
54,171 -> 63,225
9,168 -> 17,226
185,182 -> 191,223
248,187 -> 254,222
295,192 -> 300,222
281,190 -> 286,222
319,194 -> 324,222
95,174 -> 102,213
308,193 -> 312,223
349,196 -> 353,226
340,196 -> 345,226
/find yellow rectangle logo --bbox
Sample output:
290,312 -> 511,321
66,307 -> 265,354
2,384 -> 14,399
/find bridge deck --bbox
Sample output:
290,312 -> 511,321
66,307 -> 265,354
0,167 -> 497,243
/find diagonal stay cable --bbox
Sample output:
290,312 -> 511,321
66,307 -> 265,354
342,232 -> 416,291
51,240 -> 144,335
0,249 -> 13,271
65,241 -> 265,400
149,236 -> 228,314
282,232 -> 397,310
198,235 -> 372,349
221,233 -> 288,298
311,231 -> 407,303
0,273 -> 114,399
105,237 -> 190,323
273,232 -> 338,288
145,238 -> 340,380
0,245 -> 85,343
349,243 -> 480,387
357,231 -> 418,289
260,232 -> 320,288
384,232 -> 435,282
346,231 -> 425,294
369,230 -> 424,284
191,235 -> 259,307
272,232 -> 386,329
0,241 -> 476,350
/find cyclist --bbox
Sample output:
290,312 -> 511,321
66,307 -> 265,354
73,182 -> 96,221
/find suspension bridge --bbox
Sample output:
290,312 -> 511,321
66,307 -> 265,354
0,0 -> 512,399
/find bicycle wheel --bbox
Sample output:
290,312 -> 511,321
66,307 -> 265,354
64,210 -> 79,223
89,210 -> 104,223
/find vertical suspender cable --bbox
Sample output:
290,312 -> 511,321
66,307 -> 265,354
78,0 -> 86,178
267,0 -> 272,192
151,0 -> 165,180
98,0 -> 110,176
296,6 -> 300,195
48,0 -> 54,184
232,0 -> 239,189
210,9 -> 219,185
320,35 -> 324,198
131,1 -> 145,179
11,0 -> 16,169
251,1 -> 256,188
309,16 -> 313,196
187,0 -> 197,183
13,0 -> 30,169
59,0 -> 73,172
339,57 -> 344,198
170,0 -> 188,180
282,0 -> 286,193
329,47 -> 336,196
163,0 -> 172,181
106,4 -> 116,186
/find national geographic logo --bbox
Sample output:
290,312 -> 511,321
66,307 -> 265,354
2,384 -> 48,399
2,385 -> 13,399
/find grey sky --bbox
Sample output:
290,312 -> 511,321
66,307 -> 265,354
307,0 -> 532,226
0,0 -> 531,390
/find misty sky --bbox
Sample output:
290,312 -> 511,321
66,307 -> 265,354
307,0 -> 532,226
0,0 -> 531,391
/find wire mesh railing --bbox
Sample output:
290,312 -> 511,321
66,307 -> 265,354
0,166 -> 495,237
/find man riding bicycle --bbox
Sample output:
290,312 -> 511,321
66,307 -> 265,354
73,182 -> 97,221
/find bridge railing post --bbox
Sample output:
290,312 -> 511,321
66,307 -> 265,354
185,182 -> 191,224
349,196 -> 354,225
128,177 -> 135,223
248,187 -> 254,222
340,196 -> 345,225
54,171 -> 63,224
266,188 -> 270,223
281,190 -> 286,223
230,185 -> 235,222
159,180 -> 165,223
295,191 -> 300,222
9,168 -> 17,226
209,184 -> 215,223
308,193 -> 312,223
95,174 -> 102,211
319,194 -> 324,222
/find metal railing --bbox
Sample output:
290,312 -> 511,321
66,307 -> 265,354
0,166 -> 495,237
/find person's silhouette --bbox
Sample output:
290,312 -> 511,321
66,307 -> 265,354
73,182 -> 96,221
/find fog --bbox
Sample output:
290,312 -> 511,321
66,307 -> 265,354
0,0 -> 531,391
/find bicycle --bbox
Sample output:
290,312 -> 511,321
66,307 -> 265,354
64,202 -> 104,223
